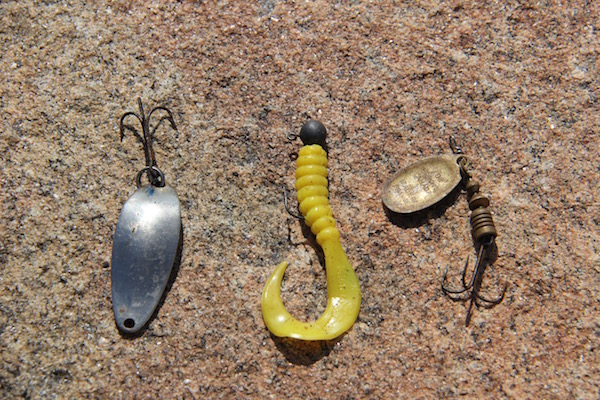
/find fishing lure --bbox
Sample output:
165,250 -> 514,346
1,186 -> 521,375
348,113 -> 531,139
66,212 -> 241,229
382,137 -> 506,326
111,99 -> 181,334
261,120 -> 361,341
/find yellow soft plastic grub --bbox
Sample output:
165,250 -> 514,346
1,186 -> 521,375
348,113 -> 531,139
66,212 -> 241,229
261,120 -> 361,341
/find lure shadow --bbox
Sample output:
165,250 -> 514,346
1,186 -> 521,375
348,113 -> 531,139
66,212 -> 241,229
287,218 -> 326,267
383,184 -> 463,228
117,224 -> 184,339
270,334 -> 343,365
301,222 -> 326,265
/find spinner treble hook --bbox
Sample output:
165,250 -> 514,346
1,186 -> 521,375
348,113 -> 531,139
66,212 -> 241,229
441,137 -> 507,326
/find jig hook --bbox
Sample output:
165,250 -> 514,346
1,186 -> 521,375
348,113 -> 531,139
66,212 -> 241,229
119,98 -> 177,187
283,185 -> 304,220
261,120 -> 361,341
441,138 -> 507,326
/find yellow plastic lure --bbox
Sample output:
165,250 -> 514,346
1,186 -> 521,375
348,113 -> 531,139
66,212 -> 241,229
261,120 -> 361,341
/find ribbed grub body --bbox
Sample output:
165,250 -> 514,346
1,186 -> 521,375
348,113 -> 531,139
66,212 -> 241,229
261,138 -> 361,340
295,145 -> 338,245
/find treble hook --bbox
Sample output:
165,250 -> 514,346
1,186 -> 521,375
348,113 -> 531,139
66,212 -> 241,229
442,237 -> 506,326
441,137 -> 507,326
120,98 -> 177,187
262,120 -> 361,341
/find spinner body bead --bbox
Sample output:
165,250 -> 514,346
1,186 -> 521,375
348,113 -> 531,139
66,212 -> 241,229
466,180 -> 497,243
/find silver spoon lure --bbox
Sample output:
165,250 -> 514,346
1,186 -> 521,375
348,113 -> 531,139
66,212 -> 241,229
111,99 -> 181,334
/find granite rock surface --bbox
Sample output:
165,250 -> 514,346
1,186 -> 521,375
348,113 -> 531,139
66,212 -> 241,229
1,1 -> 599,398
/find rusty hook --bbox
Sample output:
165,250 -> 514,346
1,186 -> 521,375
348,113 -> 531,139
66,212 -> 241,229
442,137 -> 507,326
442,236 -> 506,326
119,98 -> 177,187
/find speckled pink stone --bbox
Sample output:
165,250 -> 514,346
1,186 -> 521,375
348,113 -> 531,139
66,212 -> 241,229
1,1 -> 598,398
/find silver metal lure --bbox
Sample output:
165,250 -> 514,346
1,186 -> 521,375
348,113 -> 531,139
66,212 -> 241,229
111,99 -> 181,334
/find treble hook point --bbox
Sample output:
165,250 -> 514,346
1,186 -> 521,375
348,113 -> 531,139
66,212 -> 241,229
119,99 -> 177,187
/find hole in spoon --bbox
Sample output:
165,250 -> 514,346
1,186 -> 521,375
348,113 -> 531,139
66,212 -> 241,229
123,318 -> 135,329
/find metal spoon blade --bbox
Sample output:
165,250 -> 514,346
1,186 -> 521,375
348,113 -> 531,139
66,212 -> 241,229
111,185 -> 181,333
